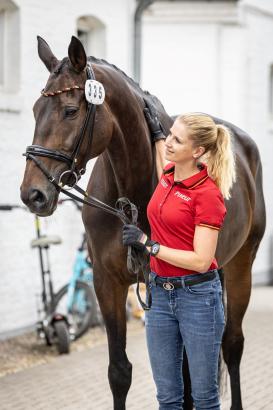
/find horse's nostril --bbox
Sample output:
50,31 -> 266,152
29,189 -> 46,206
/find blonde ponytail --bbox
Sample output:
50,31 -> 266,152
177,113 -> 236,199
206,124 -> 236,200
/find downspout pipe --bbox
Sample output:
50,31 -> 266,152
134,0 -> 154,83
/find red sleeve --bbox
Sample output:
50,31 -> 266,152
194,189 -> 226,230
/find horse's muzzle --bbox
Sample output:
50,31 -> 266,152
20,186 -> 54,216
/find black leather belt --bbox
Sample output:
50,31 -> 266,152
153,270 -> 217,291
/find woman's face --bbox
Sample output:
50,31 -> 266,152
165,120 -> 201,164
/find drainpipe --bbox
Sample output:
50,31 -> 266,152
133,0 -> 154,83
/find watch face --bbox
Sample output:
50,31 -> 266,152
151,243 -> 160,256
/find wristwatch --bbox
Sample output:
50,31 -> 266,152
150,241 -> 160,257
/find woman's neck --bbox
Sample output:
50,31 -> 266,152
173,161 -> 201,182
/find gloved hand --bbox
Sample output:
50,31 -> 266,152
122,224 -> 152,251
143,97 -> 166,143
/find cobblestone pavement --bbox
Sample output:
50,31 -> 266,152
0,286 -> 272,410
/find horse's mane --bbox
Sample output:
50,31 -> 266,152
89,56 -> 145,96
57,56 -> 147,93
56,56 -> 170,132
90,57 -> 169,123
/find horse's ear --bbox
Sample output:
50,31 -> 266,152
68,36 -> 87,72
37,36 -> 58,72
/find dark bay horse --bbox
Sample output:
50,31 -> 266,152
20,36 -> 265,410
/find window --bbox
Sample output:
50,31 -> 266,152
269,64 -> 273,119
0,0 -> 20,91
76,16 -> 106,59
0,10 -> 5,85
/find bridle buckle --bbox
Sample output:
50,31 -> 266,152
58,170 -> 78,190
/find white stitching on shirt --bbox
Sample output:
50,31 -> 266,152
160,179 -> 168,188
174,191 -> 191,202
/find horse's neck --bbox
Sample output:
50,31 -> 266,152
105,110 -> 154,197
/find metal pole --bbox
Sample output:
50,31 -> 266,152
134,0 -> 154,83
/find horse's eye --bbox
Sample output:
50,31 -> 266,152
64,107 -> 79,117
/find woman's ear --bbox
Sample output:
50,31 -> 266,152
193,146 -> 205,159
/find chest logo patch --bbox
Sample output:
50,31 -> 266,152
174,191 -> 191,202
161,179 -> 169,188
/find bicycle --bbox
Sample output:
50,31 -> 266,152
0,204 -> 72,353
51,198 -> 103,339
55,199 -> 137,332
0,203 -> 101,352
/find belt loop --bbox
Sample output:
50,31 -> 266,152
149,272 -> 157,286
181,277 -> 186,288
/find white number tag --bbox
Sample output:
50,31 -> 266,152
85,80 -> 105,105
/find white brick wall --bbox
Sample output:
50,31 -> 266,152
0,0 -> 136,336
1,0 -> 273,336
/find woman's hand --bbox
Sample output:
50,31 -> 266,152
122,224 -> 151,251
143,98 -> 166,143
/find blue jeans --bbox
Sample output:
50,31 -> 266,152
145,270 -> 225,410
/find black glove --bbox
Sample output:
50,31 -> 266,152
122,224 -> 152,251
143,97 -> 166,143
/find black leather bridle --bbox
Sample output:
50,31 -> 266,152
24,64 -> 96,190
23,62 -> 152,310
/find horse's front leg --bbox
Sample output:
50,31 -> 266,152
95,270 -> 132,410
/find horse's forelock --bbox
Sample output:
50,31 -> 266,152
53,57 -> 69,75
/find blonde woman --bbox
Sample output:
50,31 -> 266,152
122,100 -> 236,410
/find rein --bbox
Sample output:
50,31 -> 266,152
23,63 -> 152,310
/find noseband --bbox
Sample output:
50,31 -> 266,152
23,65 -> 97,189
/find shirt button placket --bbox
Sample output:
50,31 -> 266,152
159,184 -> 174,215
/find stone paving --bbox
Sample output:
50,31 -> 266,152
0,286 -> 272,410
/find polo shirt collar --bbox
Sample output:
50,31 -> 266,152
163,163 -> 208,189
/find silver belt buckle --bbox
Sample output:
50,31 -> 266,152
163,282 -> 174,291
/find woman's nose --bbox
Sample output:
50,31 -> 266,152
165,135 -> 172,147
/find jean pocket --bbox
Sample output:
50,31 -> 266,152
185,279 -> 215,295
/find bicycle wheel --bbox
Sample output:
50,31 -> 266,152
54,280 -> 97,340
53,320 -> 70,354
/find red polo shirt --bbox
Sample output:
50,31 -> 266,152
147,162 -> 226,277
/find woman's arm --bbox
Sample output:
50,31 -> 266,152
149,225 -> 219,273
155,140 -> 169,180
143,98 -> 169,179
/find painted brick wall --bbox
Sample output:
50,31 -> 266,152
1,0 -> 273,336
0,0 -> 135,336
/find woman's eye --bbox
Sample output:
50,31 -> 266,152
175,137 -> 181,143
64,107 -> 78,117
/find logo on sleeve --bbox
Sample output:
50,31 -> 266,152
174,191 -> 191,202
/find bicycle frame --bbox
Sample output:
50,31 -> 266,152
67,235 -> 93,313
35,215 -> 56,316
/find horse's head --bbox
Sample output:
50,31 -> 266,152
20,36 -> 113,216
